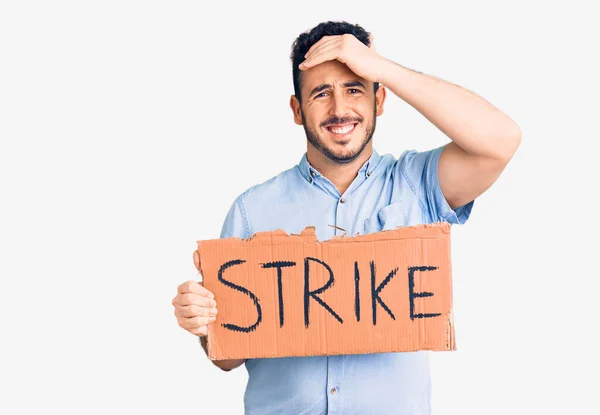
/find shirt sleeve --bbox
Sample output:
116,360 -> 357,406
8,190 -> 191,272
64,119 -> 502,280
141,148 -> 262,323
397,145 -> 474,224
220,195 -> 251,239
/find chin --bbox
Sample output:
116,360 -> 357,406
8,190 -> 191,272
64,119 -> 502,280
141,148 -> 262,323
304,121 -> 374,164
323,145 -> 365,163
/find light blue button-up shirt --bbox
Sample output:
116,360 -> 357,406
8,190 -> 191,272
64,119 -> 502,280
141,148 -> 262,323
219,146 -> 473,415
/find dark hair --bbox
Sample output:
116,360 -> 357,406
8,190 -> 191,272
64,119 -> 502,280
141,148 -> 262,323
290,21 -> 379,103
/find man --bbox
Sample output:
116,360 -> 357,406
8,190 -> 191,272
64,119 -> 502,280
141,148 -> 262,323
172,21 -> 521,414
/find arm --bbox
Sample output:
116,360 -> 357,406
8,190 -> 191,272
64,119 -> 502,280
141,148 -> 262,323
174,196 -> 249,372
172,279 -> 246,372
300,34 -> 521,209
377,61 -> 521,209
204,195 -> 251,371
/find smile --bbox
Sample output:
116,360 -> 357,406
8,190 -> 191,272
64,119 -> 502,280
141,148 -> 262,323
325,123 -> 358,136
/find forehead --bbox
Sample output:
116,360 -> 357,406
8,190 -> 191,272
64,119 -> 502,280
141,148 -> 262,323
300,60 -> 368,92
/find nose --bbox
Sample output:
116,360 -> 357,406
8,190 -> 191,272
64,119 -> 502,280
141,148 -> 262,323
329,90 -> 350,118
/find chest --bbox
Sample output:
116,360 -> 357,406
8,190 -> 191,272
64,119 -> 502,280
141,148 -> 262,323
252,177 -> 426,240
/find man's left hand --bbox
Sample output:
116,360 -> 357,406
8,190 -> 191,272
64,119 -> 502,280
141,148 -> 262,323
299,34 -> 386,83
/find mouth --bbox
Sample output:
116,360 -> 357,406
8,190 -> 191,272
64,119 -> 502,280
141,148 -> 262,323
324,123 -> 358,138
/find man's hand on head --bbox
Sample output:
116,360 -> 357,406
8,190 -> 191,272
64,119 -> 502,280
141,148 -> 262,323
299,34 -> 387,83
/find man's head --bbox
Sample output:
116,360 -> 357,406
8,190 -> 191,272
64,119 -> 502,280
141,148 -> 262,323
289,21 -> 385,164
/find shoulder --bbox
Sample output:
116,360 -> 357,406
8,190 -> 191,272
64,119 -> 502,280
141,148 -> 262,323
395,147 -> 444,173
371,148 -> 442,182
220,165 -> 302,239
234,165 -> 303,209
385,146 -> 445,191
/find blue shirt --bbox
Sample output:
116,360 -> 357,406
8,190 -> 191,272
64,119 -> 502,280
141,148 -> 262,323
219,146 -> 473,415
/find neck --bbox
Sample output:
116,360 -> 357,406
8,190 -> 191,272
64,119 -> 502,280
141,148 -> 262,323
306,144 -> 373,195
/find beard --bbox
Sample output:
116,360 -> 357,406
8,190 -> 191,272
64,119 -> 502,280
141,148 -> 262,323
301,106 -> 377,164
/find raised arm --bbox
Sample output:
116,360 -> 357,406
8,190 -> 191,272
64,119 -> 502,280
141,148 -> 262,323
377,61 -> 521,209
300,34 -> 521,209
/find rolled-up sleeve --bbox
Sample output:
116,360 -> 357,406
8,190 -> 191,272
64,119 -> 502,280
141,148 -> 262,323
397,145 -> 474,224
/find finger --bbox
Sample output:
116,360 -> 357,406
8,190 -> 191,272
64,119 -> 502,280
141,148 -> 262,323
304,35 -> 336,58
301,47 -> 341,70
176,304 -> 218,318
304,37 -> 340,61
177,280 -> 214,298
192,325 -> 208,336
178,315 -> 216,331
173,292 -> 214,307
304,44 -> 339,66
307,42 -> 342,61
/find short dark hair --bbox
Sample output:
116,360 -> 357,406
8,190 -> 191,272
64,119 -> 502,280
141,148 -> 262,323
290,21 -> 379,103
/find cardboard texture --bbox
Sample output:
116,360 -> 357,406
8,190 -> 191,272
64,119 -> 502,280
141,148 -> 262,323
193,222 -> 455,360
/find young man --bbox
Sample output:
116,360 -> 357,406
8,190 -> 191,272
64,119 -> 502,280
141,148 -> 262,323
173,21 -> 521,414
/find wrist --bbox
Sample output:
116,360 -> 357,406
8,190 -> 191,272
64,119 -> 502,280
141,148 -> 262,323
376,58 -> 403,86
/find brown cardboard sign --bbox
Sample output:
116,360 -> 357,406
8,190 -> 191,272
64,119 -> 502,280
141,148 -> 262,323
193,223 -> 455,360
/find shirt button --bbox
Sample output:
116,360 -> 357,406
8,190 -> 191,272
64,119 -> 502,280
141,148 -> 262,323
331,387 -> 338,395
366,171 -> 371,177
340,198 -> 345,204
311,171 -> 316,176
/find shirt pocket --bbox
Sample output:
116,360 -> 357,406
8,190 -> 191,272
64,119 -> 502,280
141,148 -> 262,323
364,200 -> 406,234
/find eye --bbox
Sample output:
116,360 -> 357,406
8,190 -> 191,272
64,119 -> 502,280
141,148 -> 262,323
315,92 -> 329,98
348,88 -> 361,94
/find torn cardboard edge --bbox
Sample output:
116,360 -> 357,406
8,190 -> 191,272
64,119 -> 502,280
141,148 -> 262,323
194,222 -> 455,360
194,223 -> 451,273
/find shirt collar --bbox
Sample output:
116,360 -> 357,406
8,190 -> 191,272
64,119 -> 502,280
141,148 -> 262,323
298,149 -> 382,184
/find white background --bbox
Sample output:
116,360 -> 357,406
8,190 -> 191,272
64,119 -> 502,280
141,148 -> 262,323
1,1 -> 598,414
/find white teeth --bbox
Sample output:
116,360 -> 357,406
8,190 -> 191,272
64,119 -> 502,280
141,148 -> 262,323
330,124 -> 355,134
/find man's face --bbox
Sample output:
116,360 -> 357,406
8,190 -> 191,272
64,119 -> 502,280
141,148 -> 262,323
291,60 -> 385,164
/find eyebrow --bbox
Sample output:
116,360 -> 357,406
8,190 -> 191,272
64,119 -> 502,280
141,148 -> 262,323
308,80 -> 367,98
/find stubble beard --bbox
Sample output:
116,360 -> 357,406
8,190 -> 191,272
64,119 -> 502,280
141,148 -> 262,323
301,106 -> 377,165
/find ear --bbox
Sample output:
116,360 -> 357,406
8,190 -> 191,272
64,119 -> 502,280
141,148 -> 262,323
375,85 -> 386,116
289,95 -> 303,125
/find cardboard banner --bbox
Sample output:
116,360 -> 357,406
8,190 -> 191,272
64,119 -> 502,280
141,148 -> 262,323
193,223 -> 455,360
